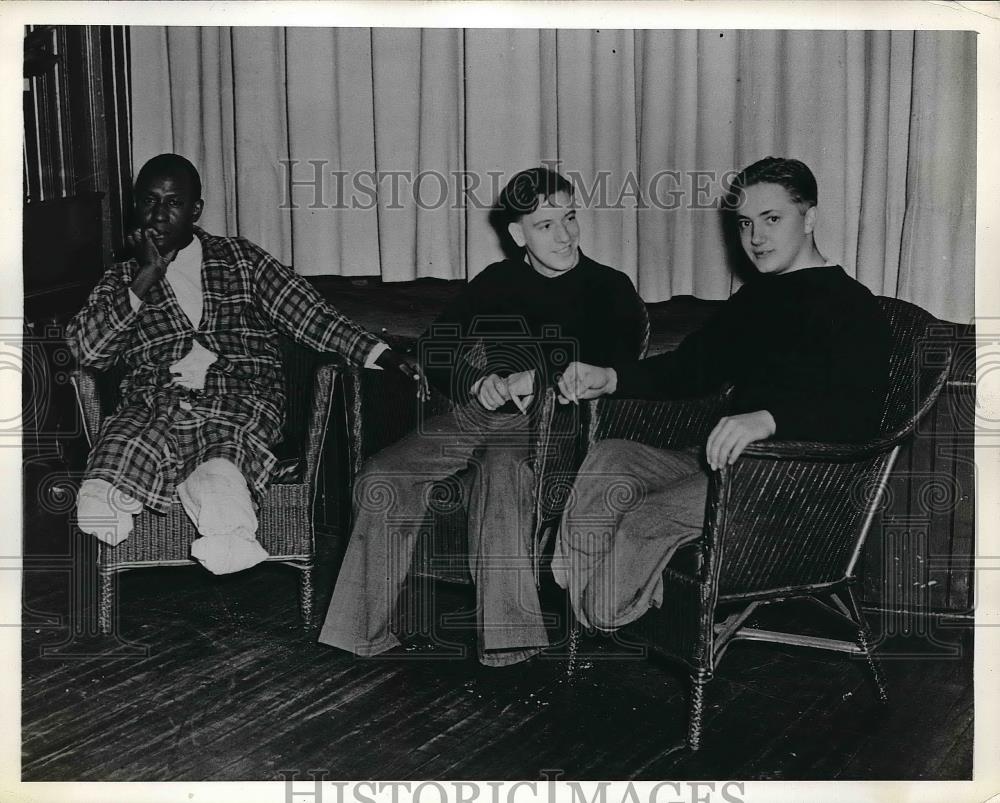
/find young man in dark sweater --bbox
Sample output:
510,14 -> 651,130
319,167 -> 646,666
552,157 -> 891,631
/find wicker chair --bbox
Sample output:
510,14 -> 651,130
341,306 -> 651,592
70,337 -> 338,633
567,296 -> 953,750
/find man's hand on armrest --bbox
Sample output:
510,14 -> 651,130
705,409 -> 776,471
375,349 -> 430,400
557,361 -> 617,404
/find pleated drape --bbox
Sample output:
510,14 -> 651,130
284,28 -> 379,276
131,27 -> 975,322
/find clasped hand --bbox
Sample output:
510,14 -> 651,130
473,369 -> 535,412
556,361 -> 617,404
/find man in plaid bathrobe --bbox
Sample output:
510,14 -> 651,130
68,153 -> 421,575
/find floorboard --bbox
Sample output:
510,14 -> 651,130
22,544 -> 974,780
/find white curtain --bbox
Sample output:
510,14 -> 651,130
131,27 -> 975,322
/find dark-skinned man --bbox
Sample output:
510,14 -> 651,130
68,153 -> 423,575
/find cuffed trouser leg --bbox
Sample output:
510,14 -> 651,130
469,444 -> 548,667
553,439 -> 708,631
319,405 -> 544,664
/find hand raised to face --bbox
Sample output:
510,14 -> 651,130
127,227 -> 177,300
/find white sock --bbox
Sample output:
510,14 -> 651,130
177,458 -> 268,574
76,479 -> 142,546
190,527 -> 269,575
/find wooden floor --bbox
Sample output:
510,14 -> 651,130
22,480 -> 973,782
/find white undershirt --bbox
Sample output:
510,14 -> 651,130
126,236 -> 203,326
164,236 -> 205,328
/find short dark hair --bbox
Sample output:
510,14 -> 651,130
496,167 -> 574,225
726,156 -> 817,211
134,153 -> 203,201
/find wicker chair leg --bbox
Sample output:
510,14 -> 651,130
298,565 -> 315,630
566,617 -> 582,681
839,585 -> 889,705
687,670 -> 710,751
857,625 -> 889,705
98,571 -> 114,636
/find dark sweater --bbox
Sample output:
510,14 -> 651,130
612,265 -> 891,442
420,253 -> 646,406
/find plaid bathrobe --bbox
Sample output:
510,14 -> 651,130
66,226 -> 382,513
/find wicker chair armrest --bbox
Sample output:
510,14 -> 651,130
648,439 -> 892,572
586,386 -> 733,451
739,435 -> 897,464
69,367 -> 103,449
703,442 -> 899,596
532,388 -> 588,525
738,346 -> 951,464
343,363 -> 454,477
300,361 -> 338,487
